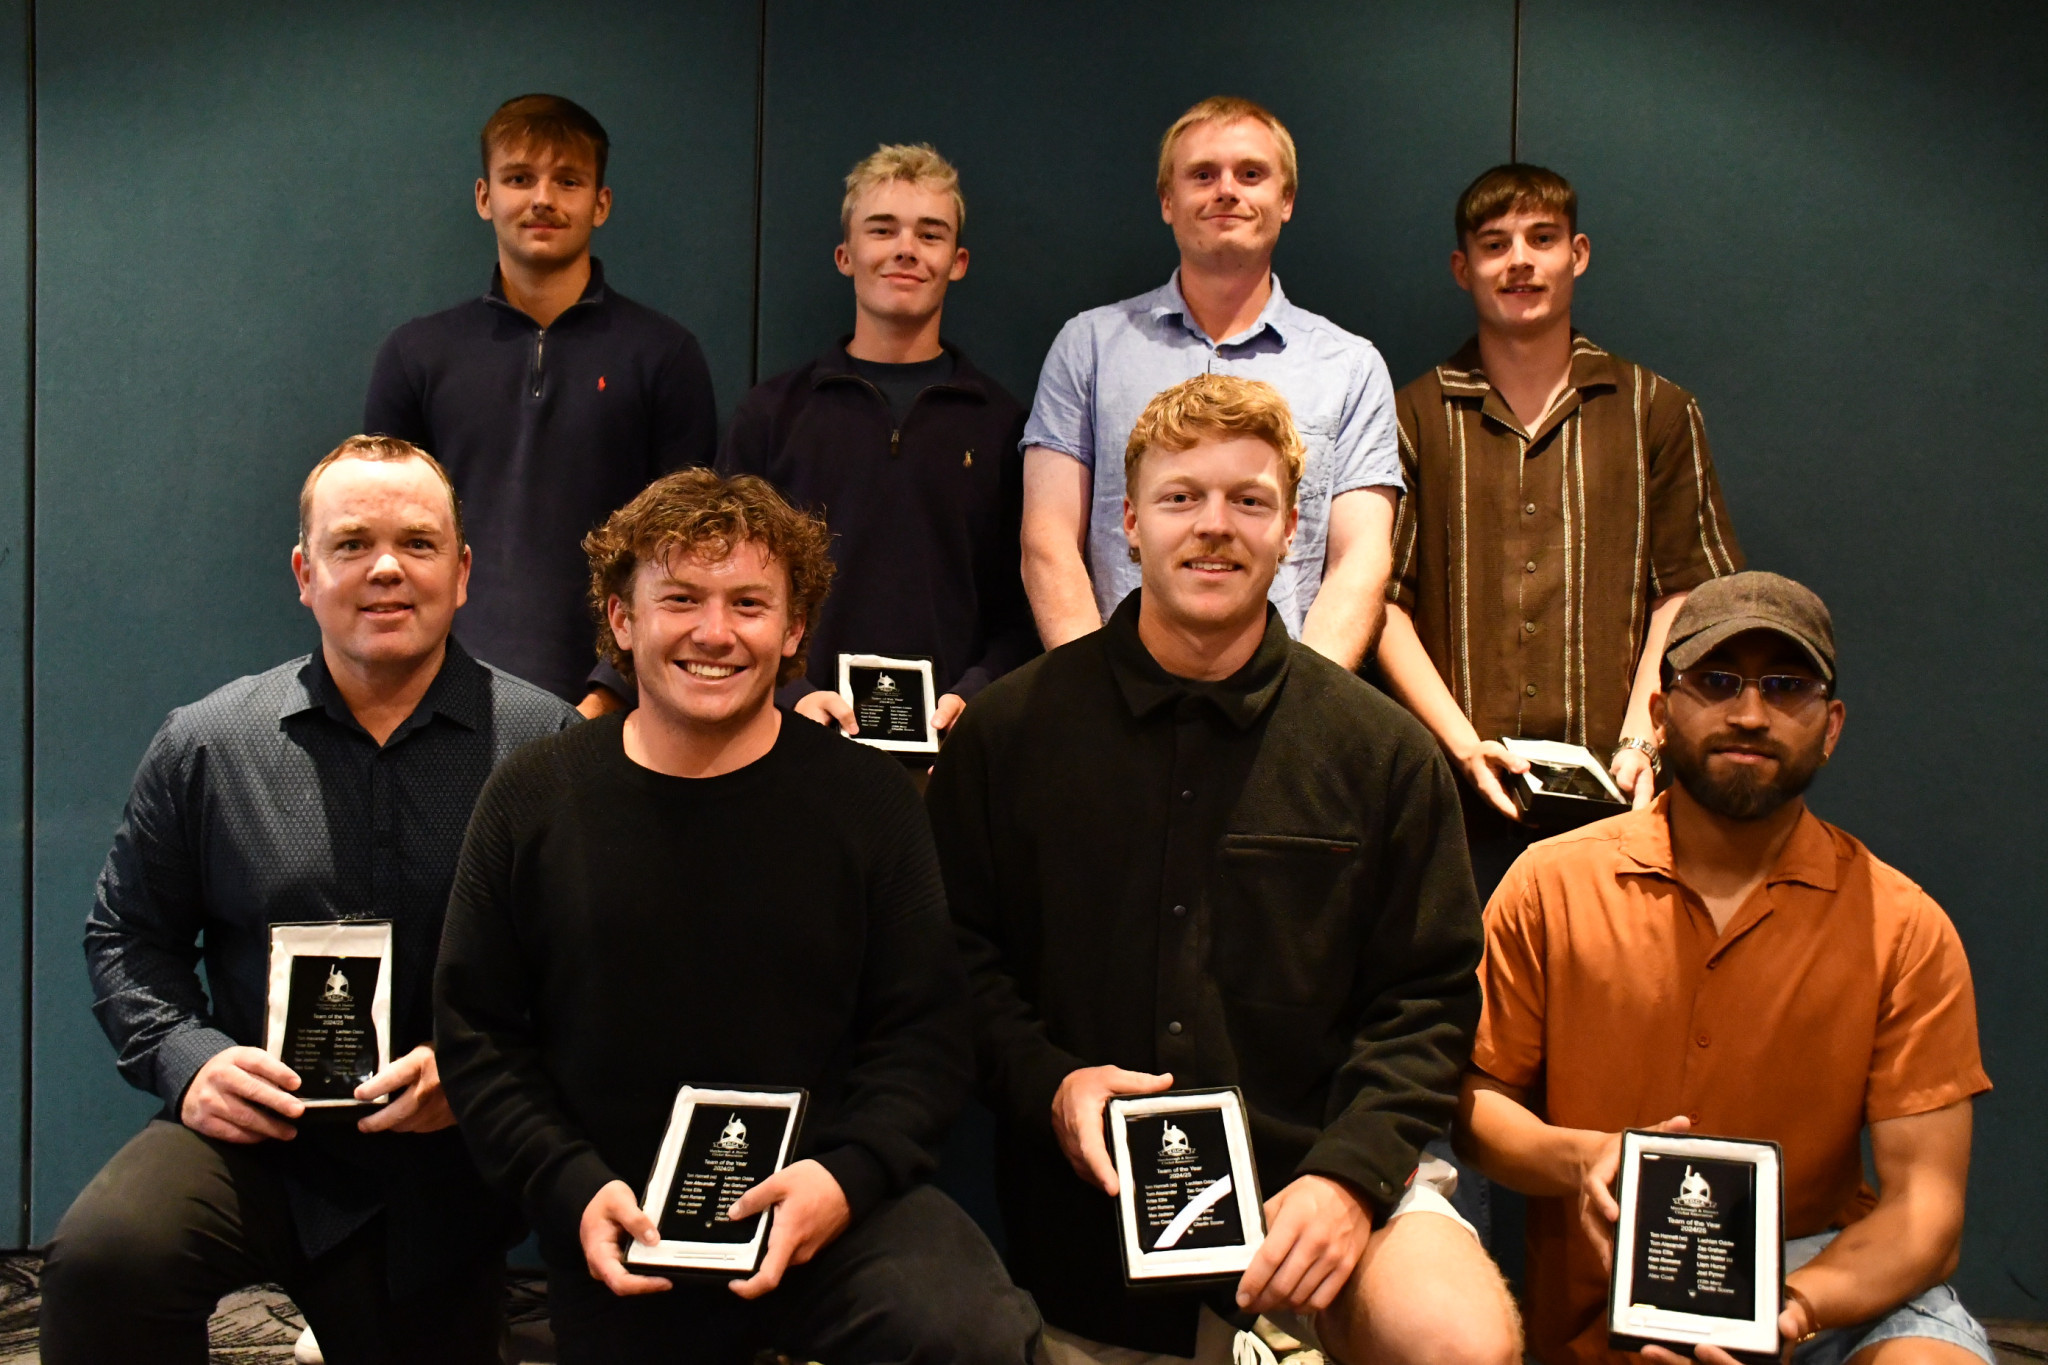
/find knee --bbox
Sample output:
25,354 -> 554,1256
898,1287 -> 1041,1365
1409,1295 -> 1522,1365
43,1189 -> 189,1298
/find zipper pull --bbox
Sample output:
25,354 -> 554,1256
890,429 -> 901,457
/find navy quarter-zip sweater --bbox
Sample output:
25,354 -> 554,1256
718,342 -> 1038,703
364,260 -> 716,701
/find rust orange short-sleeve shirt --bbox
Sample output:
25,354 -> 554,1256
1474,796 -> 1990,1365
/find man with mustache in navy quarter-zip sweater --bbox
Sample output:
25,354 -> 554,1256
365,94 -> 716,711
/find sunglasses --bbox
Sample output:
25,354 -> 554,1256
1674,670 -> 1831,710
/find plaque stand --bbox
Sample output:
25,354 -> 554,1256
836,654 -> 939,754
263,920 -> 394,1109
627,1086 -> 808,1277
1610,1130 -> 1785,1364
1106,1088 -> 1265,1285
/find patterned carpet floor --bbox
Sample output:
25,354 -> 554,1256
0,1253 -> 2034,1365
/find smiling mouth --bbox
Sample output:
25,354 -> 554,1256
679,661 -> 741,679
361,603 -> 413,615
1184,557 -> 1241,573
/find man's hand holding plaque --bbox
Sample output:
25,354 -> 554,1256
835,654 -> 940,754
261,921 -> 394,1114
1102,1087 -> 1267,1286
622,1085 -> 808,1281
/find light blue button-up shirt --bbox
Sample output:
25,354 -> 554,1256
1022,271 -> 1401,634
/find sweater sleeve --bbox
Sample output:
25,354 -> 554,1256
927,699 -> 1088,1135
363,329 -> 430,449
952,410 -> 1042,700
649,328 -> 718,478
802,766 -> 974,1221
1296,744 -> 1483,1217
433,754 -> 619,1246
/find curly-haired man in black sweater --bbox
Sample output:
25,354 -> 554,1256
434,468 -> 1038,1364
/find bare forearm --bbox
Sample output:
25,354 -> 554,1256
1379,606 -> 1483,759
1456,1082 -> 1601,1199
1021,538 -> 1101,648
1620,592 -> 1687,744
1299,487 -> 1395,670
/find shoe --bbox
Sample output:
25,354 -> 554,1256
294,1325 -> 325,1365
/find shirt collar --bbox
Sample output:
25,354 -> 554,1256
1147,269 -> 1293,349
1101,590 -> 1292,731
1438,332 -> 1622,443
281,638 -> 489,738
484,256 -> 609,313
1617,791 -> 1842,893
810,337 -> 990,401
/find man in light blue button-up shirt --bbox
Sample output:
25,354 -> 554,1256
1020,96 -> 1402,665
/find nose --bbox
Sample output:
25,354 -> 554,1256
367,552 -> 403,583
1724,680 -> 1772,729
1192,490 -> 1233,538
690,600 -> 738,649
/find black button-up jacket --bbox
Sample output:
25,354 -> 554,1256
83,642 -> 575,1288
927,592 -> 1482,1353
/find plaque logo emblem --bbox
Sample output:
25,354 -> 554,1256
873,674 -> 901,699
713,1114 -> 750,1152
321,964 -> 352,1005
1676,1165 -> 1714,1210
1159,1121 -> 1193,1159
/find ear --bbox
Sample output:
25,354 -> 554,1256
1281,501 -> 1300,556
474,177 -> 491,221
592,185 -> 613,228
948,246 -> 969,282
1159,192 -> 1174,226
1649,688 -> 1670,747
453,544 -> 472,613
1122,494 -> 1140,557
1821,697 -> 1846,760
605,594 -> 635,654
1571,232 -> 1590,277
781,612 -> 804,658
292,545 -> 314,608
1450,247 -> 1472,293
1278,190 -> 1294,224
833,241 -> 854,277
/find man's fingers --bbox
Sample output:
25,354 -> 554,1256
1655,1114 -> 1693,1134
1076,1118 -> 1119,1195
355,1089 -> 415,1133
1235,1235 -> 1282,1309
222,1066 -> 305,1119
354,1049 -> 425,1102
728,1223 -> 794,1300
230,1049 -> 302,1092
1473,767 -> 1521,821
823,694 -> 858,734
727,1177 -> 783,1223
213,1095 -> 296,1142
1118,1068 -> 1175,1093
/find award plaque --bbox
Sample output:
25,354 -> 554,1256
1610,1130 -> 1785,1363
263,921 -> 393,1108
1501,737 -> 1629,830
626,1086 -> 807,1277
836,654 -> 938,754
1106,1088 -> 1265,1285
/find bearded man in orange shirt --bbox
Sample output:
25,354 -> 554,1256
1456,572 -> 1994,1365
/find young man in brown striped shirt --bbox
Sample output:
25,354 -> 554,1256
1377,164 -> 1743,892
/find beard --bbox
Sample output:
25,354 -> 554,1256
1663,727 -> 1827,821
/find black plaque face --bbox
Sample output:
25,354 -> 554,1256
281,956 -> 382,1100
846,666 -> 931,746
657,1105 -> 793,1245
1527,760 -> 1619,803
1126,1109 -> 1246,1253
1628,1153 -> 1758,1320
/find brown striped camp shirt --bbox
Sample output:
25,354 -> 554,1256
1388,334 -> 1742,753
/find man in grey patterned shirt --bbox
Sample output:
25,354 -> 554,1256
38,436 -> 576,1365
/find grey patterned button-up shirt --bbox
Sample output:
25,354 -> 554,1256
84,639 -> 576,1281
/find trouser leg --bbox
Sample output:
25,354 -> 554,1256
775,1184 -> 1041,1365
39,1118 -> 299,1365
287,1214 -> 504,1365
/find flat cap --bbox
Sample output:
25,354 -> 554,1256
1664,571 -> 1835,681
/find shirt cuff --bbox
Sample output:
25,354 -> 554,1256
542,1148 -> 623,1249
1295,1126 -> 1419,1224
154,1024 -> 239,1111
810,1142 -> 891,1224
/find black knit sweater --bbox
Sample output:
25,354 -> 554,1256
433,712 -> 970,1268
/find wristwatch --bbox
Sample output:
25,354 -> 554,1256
1614,736 -> 1661,776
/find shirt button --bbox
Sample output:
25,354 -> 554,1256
1172,904 -> 1188,918
1696,1034 -> 1711,1048
1524,683 -> 1538,697
1525,560 -> 1537,573
1688,1113 -> 1700,1124
1180,789 -> 1194,802
1522,621 -> 1537,634
1166,1021 -> 1184,1036
1523,502 -> 1537,515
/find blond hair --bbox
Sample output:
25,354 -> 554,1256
1155,96 -> 1299,200
840,142 -> 965,239
298,434 -> 463,553
1124,374 -> 1307,508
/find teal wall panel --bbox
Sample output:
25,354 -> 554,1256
755,0 -> 1515,408
1518,0 -> 2048,1315
0,0 -> 28,1247
29,0 -> 759,1238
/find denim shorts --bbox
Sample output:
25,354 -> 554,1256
1786,1231 -> 1995,1365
